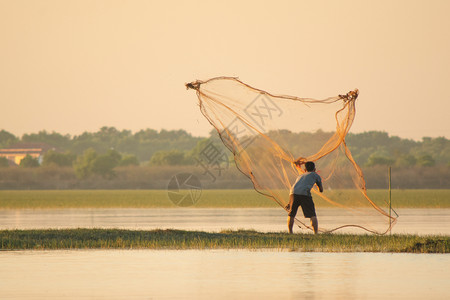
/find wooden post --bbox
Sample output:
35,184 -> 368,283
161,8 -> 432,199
388,166 -> 392,235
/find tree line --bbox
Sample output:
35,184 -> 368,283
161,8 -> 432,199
0,127 -> 449,184
1,127 -> 448,166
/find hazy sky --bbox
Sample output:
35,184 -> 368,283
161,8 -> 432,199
1,0 -> 449,140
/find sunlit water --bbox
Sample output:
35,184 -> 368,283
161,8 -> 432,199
0,250 -> 449,299
1,209 -> 449,299
1,208 -> 449,235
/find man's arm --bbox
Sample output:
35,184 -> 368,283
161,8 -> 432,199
316,177 -> 323,193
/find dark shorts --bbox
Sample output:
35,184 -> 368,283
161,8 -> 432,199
287,194 -> 316,218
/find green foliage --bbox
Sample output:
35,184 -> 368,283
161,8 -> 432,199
0,130 -> 18,148
366,153 -> 395,167
42,150 -> 76,167
21,130 -> 71,150
346,132 -> 447,167
267,129 -> 334,158
73,148 -> 122,179
92,150 -> 122,178
2,127 -> 449,168
185,138 -> 231,165
0,156 -> 9,168
69,127 -> 200,161
186,138 -> 210,160
416,154 -> 435,167
149,150 -> 187,166
71,127 -> 132,154
395,154 -> 417,167
419,137 -> 449,163
118,154 -> 140,166
19,155 -> 40,168
73,148 -> 98,179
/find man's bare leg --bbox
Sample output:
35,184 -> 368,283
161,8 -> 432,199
287,216 -> 294,234
310,216 -> 318,234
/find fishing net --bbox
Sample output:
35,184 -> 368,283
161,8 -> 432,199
186,77 -> 397,234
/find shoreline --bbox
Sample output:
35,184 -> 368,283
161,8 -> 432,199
1,229 -> 448,253
1,189 -> 449,209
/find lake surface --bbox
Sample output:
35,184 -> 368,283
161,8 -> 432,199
0,250 -> 448,299
1,208 -> 449,299
1,208 -> 449,235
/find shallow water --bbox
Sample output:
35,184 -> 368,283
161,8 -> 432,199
1,208 -> 449,235
0,250 -> 448,299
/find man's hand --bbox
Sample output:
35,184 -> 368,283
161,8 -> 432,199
317,182 -> 324,193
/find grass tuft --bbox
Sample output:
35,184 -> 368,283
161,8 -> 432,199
1,229 -> 448,253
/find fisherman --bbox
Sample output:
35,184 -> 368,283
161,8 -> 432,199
287,161 -> 323,234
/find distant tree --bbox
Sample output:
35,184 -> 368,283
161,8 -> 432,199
9,128 -> 450,169
416,154 -> 435,167
149,150 -> 187,166
118,154 -> 140,166
366,153 -> 395,167
73,148 -> 98,179
0,130 -> 18,148
42,150 -> 76,167
21,130 -> 71,150
346,131 -> 391,149
74,148 -> 125,179
134,128 -> 158,141
415,137 -> 450,165
395,154 -> 417,167
158,129 -> 191,140
0,156 -> 9,168
19,155 -> 40,168
95,127 -> 132,144
91,149 -> 122,178
346,131 -> 418,165
185,138 -> 230,165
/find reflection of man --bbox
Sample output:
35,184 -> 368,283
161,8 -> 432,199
287,161 -> 323,234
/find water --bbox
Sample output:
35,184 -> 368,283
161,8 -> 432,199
0,250 -> 448,299
1,208 -> 449,235
1,208 -> 449,299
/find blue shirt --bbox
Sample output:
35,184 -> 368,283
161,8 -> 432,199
290,172 -> 322,196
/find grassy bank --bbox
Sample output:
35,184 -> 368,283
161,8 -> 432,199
0,229 -> 448,253
0,189 -> 449,209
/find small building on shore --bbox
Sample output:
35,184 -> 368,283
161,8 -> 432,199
0,143 -> 54,165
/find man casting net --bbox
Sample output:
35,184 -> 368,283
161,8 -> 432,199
186,77 -> 396,234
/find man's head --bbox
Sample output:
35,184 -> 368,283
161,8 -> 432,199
305,161 -> 315,172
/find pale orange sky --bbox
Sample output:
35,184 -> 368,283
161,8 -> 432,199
1,0 -> 449,140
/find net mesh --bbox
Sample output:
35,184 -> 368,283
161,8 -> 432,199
187,77 -> 396,234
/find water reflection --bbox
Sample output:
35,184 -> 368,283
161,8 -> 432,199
0,250 -> 448,299
1,208 -> 449,235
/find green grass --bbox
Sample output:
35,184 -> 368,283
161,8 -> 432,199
0,189 -> 449,209
319,189 -> 450,208
0,190 -> 172,209
0,229 -> 448,253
